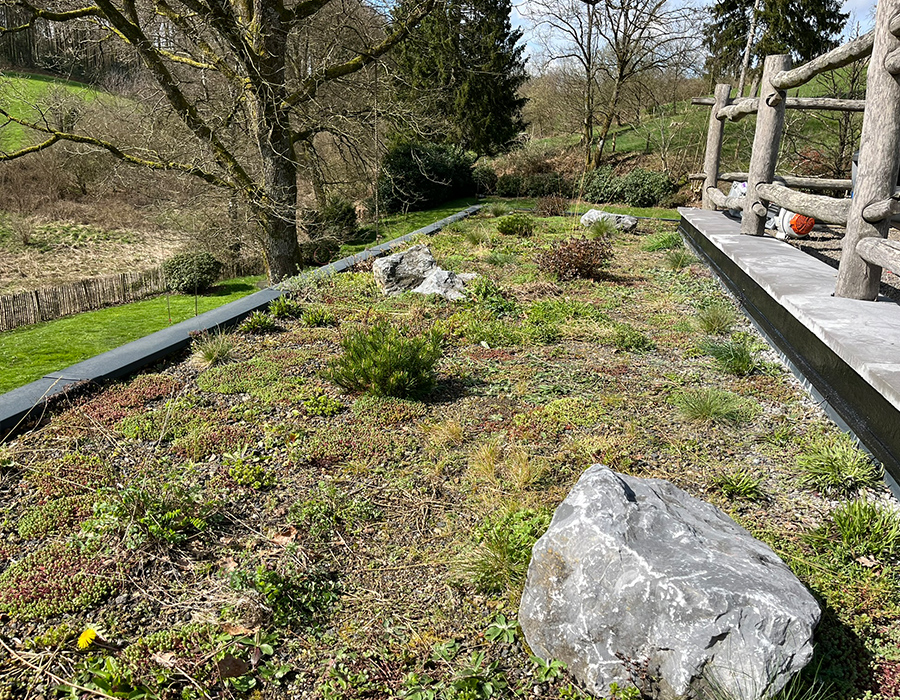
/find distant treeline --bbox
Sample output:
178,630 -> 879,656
0,9 -> 137,83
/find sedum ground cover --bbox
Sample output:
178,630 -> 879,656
0,211 -> 898,699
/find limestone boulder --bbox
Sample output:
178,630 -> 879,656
580,209 -> 638,232
373,244 -> 437,296
411,269 -> 478,300
519,465 -> 820,700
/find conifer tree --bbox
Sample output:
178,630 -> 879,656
393,0 -> 527,156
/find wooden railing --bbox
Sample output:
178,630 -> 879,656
691,0 -> 900,301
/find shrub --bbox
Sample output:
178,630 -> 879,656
375,141 -> 475,213
617,168 -> 676,207
495,174 -> 524,198
523,172 -> 571,197
473,165 -> 498,196
496,213 -> 535,236
796,433 -> 882,496
583,166 -> 621,204
535,195 -> 569,217
324,321 -> 443,399
674,387 -> 755,424
697,304 -> 737,335
306,196 -> 358,242
191,330 -> 234,368
537,237 -> 613,281
162,252 -> 222,294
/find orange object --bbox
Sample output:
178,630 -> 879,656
790,214 -> 815,236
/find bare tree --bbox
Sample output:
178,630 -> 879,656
0,0 -> 434,281
525,0 -> 698,167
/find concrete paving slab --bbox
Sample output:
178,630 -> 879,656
679,207 -> 900,484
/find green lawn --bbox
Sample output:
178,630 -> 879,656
0,276 -> 264,393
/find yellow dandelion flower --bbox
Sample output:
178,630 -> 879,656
77,628 -> 97,650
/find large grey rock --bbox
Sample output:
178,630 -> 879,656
411,269 -> 478,300
580,209 -> 638,232
373,244 -> 437,295
520,465 -> 820,700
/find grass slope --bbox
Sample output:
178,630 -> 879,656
0,211 -> 896,698
0,276 -> 263,393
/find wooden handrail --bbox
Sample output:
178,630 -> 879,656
856,238 -> 900,271
755,183 -> 850,224
717,97 -> 866,121
689,172 -> 853,191
770,31 -> 876,90
706,187 -> 744,210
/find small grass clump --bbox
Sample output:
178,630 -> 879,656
190,330 -> 234,368
269,295 -> 303,318
289,483 -> 381,539
796,433 -> 882,496
466,277 -> 519,317
239,310 -> 279,334
301,305 -> 337,327
496,213 -> 535,237
538,237 -> 613,281
325,320 -> 443,399
461,509 -> 551,595
587,218 -> 618,240
484,202 -> 512,218
701,333 -> 762,376
697,304 -> 737,335
715,470 -> 765,501
665,248 -> 696,270
674,387 -> 756,424
642,231 -> 682,251
813,499 -> 900,560
612,323 -> 653,352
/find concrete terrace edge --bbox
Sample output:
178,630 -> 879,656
0,205 -> 482,434
678,207 -> 900,487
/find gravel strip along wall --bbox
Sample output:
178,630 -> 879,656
0,205 -> 482,435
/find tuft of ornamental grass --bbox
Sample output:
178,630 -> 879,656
674,387 -> 756,424
700,333 -> 762,376
715,469 -> 765,501
664,247 -> 696,270
191,331 -> 234,368
587,218 -> 618,240
796,433 -> 882,496
324,320 -> 443,399
642,230 -> 683,251
484,202 -> 512,218
697,304 -> 737,335
268,295 -> 303,319
239,310 -> 279,334
830,499 -> 900,559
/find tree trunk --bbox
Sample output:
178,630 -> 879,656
737,0 -> 763,97
582,2 -> 595,168
595,77 -> 623,163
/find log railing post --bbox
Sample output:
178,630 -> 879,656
835,0 -> 900,300
742,54 -> 791,236
702,83 -> 732,210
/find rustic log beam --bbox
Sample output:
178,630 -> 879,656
717,97 -> 866,121
706,187 -> 744,210
756,183 -> 851,224
886,48 -> 900,74
771,31 -> 875,90
862,194 -> 900,222
693,172 -> 854,190
856,238 -> 900,271
836,0 -> 900,299
702,84 -> 732,210
691,97 -> 717,106
743,55 -> 791,236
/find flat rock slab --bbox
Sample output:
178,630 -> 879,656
373,244 -> 437,296
580,209 -> 638,232
520,465 -> 820,700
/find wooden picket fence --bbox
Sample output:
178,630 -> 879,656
0,258 -> 264,332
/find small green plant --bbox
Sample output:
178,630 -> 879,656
449,651 -> 507,700
674,387 -> 755,424
485,251 -> 517,266
325,321 -> 443,399
269,295 -> 303,319
497,213 -> 536,236
225,445 -> 276,489
701,333 -> 762,376
484,202 -> 512,218
612,323 -> 654,352
163,251 -> 222,293
301,305 -> 337,327
191,330 -> 234,367
796,433 -> 882,496
715,469 -> 765,501
813,499 -> 900,560
240,310 -> 279,334
538,237 -> 614,281
588,218 -> 617,240
697,304 -> 737,335
17,494 -> 94,539
530,655 -> 566,683
466,277 -> 519,317
642,231 -> 683,251
289,482 -> 380,539
485,613 -> 520,644
665,248 -> 696,270
231,563 -> 341,628
461,509 -> 550,594
303,389 -> 344,417
465,227 -> 493,247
